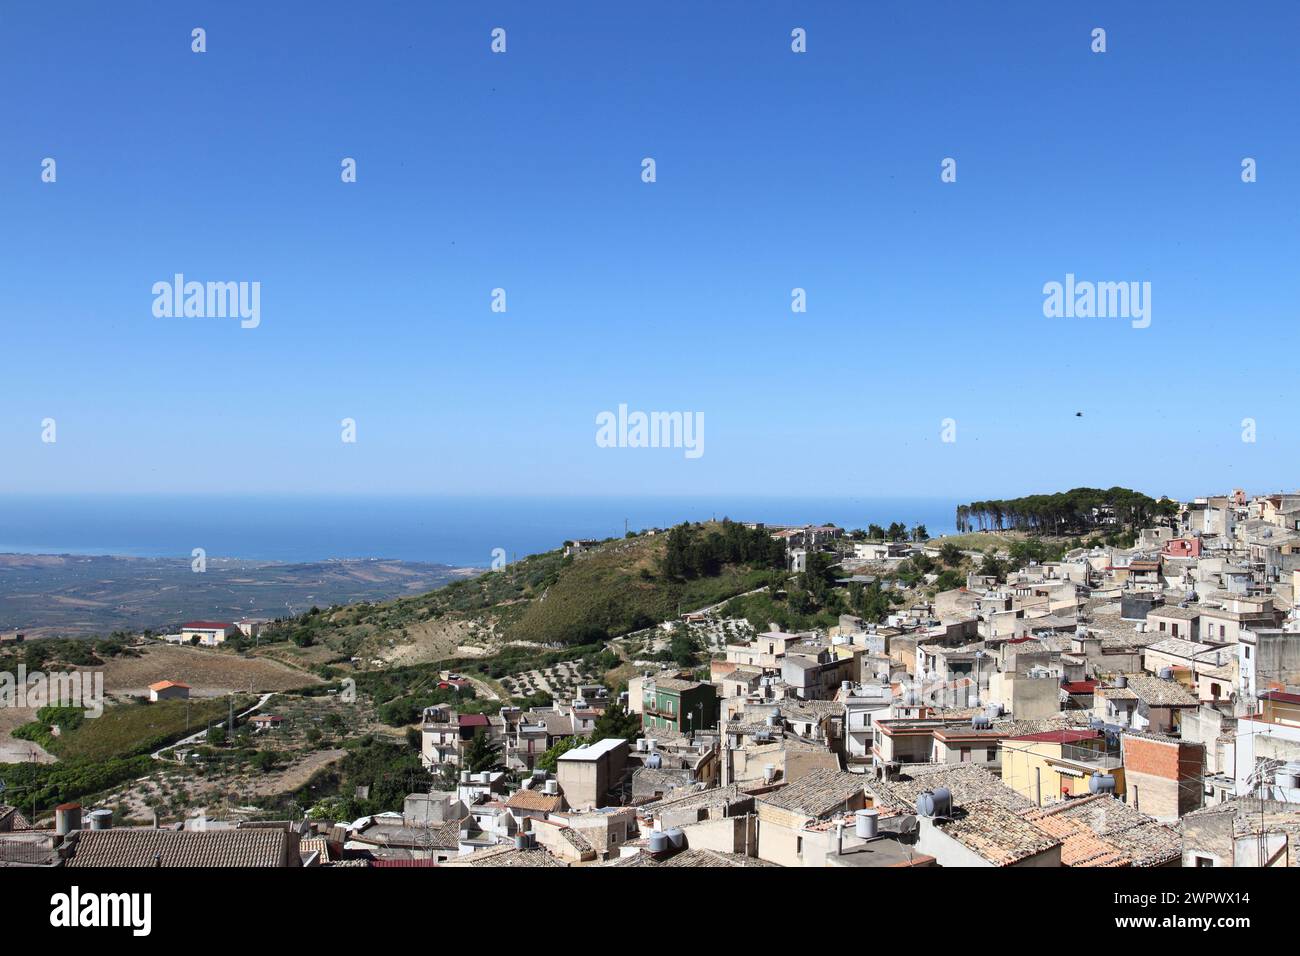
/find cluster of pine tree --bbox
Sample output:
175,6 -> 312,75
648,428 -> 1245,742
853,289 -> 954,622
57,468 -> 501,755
955,487 -> 1175,535
659,520 -> 787,580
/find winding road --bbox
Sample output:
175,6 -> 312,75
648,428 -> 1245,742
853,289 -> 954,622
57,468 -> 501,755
150,693 -> 275,761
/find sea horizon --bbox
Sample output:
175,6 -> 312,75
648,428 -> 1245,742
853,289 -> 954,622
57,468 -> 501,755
0,494 -> 962,567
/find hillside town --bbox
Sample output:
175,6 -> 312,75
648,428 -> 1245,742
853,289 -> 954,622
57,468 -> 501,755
2,490 -> 1299,869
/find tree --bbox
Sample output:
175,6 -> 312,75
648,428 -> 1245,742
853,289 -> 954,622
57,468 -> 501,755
939,542 -> 962,566
251,750 -> 279,774
934,569 -> 964,591
206,725 -> 226,747
590,703 -> 641,743
910,524 -> 928,542
979,550 -> 1006,582
461,732 -> 502,773
537,735 -> 588,772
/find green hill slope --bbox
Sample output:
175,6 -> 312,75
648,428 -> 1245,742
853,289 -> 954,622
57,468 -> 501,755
259,522 -> 785,666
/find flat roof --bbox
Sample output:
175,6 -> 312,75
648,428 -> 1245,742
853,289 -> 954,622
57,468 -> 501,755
558,737 -> 626,762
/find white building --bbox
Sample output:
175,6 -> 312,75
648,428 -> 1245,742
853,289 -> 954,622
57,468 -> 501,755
180,621 -> 238,646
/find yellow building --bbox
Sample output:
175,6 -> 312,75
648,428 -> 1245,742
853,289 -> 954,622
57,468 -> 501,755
1000,730 -> 1124,806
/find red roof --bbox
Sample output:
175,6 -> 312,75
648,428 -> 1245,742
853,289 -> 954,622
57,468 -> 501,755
1261,689 -> 1300,706
1006,636 -> 1037,645
457,714 -> 490,727
149,680 -> 191,691
182,621 -> 235,630
1061,680 -> 1098,694
1010,729 -> 1100,744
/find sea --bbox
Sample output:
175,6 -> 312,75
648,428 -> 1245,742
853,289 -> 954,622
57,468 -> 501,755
0,495 -> 962,568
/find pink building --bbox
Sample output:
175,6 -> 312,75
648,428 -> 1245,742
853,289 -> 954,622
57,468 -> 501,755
1163,537 -> 1201,559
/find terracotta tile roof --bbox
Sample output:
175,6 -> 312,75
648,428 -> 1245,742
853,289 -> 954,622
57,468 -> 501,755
757,768 -> 864,819
505,789 -> 564,813
0,806 -> 32,832
603,848 -> 777,867
932,800 -> 1061,865
1023,794 -> 1182,867
1121,674 -> 1199,706
67,828 -> 297,867
867,763 -> 1034,813
441,845 -> 565,867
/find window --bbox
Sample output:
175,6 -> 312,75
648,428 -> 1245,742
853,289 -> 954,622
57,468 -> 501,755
960,747 -> 971,763
1195,856 -> 1215,867
1245,646 -> 1251,659
986,748 -> 997,761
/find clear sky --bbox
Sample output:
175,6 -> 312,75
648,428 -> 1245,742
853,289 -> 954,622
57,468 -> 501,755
2,1 -> 1298,501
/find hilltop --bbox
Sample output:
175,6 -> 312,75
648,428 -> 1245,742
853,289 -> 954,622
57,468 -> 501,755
255,522 -> 787,670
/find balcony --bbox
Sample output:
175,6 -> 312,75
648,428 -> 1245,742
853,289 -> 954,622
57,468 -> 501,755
1058,743 -> 1122,770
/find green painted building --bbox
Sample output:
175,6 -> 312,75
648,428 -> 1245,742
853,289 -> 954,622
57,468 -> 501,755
641,677 -> 719,734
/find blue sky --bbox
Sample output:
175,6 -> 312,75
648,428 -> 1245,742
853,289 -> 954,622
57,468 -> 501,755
1,1 -> 1298,501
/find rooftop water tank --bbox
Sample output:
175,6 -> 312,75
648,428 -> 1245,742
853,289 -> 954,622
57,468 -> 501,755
917,789 -> 954,818
664,827 -> 686,849
1114,675 -> 1128,689
88,808 -> 113,831
1089,772 -> 1117,794
646,753 -> 662,769
55,803 -> 81,836
971,715 -> 992,730
648,831 -> 670,853
544,779 -> 559,795
855,809 -> 879,840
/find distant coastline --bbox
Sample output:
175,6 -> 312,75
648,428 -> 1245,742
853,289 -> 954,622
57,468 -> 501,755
0,494 -> 962,567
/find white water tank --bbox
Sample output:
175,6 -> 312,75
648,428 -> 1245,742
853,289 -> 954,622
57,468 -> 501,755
917,788 -> 952,818
544,779 -> 558,795
855,809 -> 879,839
1089,772 -> 1117,794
